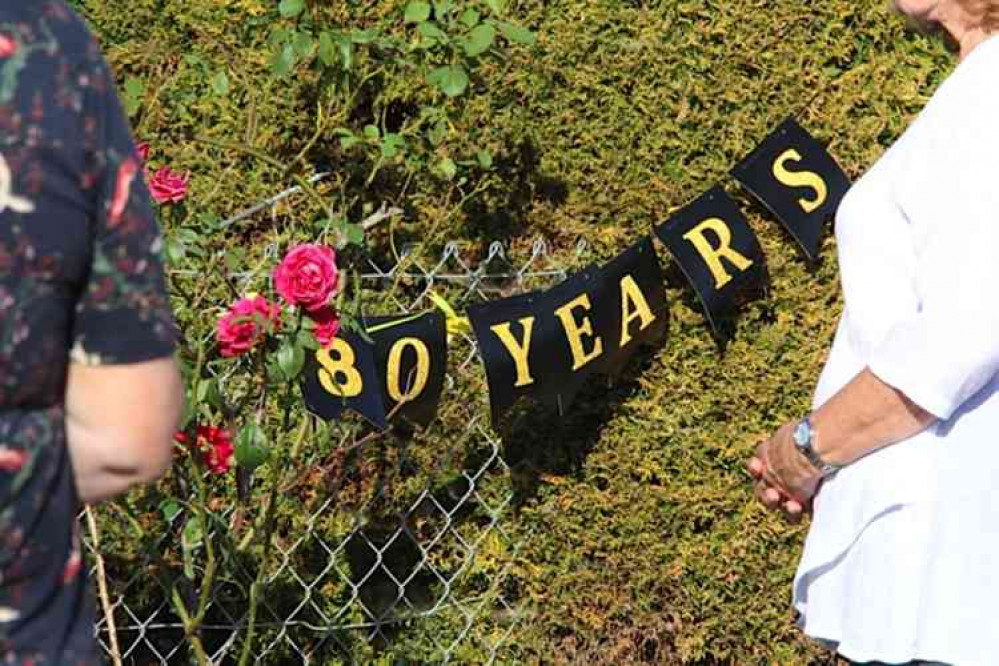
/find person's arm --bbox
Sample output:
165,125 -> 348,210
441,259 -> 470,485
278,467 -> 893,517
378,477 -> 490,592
65,357 -> 183,504
810,367 -> 936,466
64,36 -> 182,504
753,217 -> 999,508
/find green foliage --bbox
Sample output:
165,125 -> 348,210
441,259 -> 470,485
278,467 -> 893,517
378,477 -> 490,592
70,0 -> 955,662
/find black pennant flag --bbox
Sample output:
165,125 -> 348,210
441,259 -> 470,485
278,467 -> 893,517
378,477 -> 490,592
301,311 -> 448,429
302,328 -> 389,428
731,117 -> 851,261
469,250 -> 666,425
590,236 -> 669,375
654,186 -> 766,336
468,291 -> 556,426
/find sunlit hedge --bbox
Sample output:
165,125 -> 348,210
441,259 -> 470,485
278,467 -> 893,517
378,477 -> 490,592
72,0 -> 952,662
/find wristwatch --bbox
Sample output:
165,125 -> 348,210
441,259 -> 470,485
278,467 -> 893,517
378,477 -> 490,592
792,417 -> 840,477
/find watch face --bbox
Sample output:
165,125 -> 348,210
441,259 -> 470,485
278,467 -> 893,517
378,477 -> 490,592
793,421 -> 810,447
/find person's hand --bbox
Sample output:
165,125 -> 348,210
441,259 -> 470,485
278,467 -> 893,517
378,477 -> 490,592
747,458 -> 808,523
746,422 -> 823,523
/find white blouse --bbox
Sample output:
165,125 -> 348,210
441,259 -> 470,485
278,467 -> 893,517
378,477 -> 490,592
794,36 -> 999,665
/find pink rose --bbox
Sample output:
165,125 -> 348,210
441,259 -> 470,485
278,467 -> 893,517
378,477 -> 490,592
0,35 -> 17,59
273,244 -> 340,312
148,166 -> 190,205
217,296 -> 281,358
309,306 -> 341,347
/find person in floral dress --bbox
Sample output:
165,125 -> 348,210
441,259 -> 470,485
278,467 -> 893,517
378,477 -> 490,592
0,2 -> 182,663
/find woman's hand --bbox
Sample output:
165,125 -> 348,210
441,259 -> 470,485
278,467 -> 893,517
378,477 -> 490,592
747,422 -> 823,523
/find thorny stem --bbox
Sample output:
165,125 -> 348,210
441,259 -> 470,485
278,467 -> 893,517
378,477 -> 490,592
194,136 -> 287,172
291,173 -> 335,221
191,472 -> 218,632
290,100 -> 328,168
237,416 -> 310,666
85,508 -> 123,666
426,181 -> 489,245
196,134 -> 335,226
166,340 -> 215,666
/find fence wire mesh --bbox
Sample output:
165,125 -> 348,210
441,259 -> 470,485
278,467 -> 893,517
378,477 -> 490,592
81,181 -> 590,665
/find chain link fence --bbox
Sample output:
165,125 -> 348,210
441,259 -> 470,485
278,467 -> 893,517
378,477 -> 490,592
81,179 -> 590,665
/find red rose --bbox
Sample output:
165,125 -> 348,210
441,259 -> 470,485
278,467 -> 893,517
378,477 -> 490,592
148,166 -> 190,205
216,296 -> 281,358
273,244 -> 339,312
197,426 -> 234,474
179,426 -> 234,474
309,306 -> 341,347
135,142 -> 150,166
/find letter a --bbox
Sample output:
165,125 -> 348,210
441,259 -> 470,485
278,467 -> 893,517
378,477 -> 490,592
619,275 -> 656,347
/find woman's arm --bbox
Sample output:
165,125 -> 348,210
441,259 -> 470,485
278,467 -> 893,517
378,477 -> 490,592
64,356 -> 184,504
811,367 -> 936,466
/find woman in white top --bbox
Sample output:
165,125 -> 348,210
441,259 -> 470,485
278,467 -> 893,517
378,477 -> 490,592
747,1 -> 999,664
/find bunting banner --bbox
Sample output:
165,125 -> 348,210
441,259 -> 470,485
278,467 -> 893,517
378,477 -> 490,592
302,328 -> 388,428
589,236 -> 669,376
301,119 -> 850,429
366,311 -> 448,427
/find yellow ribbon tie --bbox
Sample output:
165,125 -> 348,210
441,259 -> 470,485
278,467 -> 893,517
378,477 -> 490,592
427,291 -> 472,340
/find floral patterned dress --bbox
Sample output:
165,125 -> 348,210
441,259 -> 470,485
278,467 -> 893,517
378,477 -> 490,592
0,3 -> 177,663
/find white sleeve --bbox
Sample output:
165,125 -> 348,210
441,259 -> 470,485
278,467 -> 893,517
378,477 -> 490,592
867,96 -> 999,420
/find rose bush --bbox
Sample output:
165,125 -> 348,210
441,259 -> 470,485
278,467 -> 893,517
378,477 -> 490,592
79,0 -> 543,661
